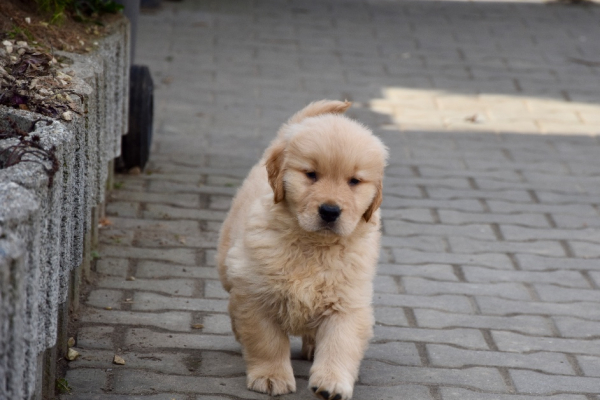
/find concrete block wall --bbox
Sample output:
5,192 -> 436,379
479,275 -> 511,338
0,19 -> 129,400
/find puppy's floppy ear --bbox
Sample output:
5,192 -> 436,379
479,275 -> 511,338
265,141 -> 286,203
363,181 -> 383,222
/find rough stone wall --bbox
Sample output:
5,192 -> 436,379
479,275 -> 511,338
0,20 -> 129,400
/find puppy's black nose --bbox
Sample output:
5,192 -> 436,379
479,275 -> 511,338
319,204 -> 341,223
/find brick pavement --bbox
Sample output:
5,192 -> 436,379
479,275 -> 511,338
63,1 -> 600,399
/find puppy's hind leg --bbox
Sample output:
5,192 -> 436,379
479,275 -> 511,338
232,301 -> 296,396
301,333 -> 316,361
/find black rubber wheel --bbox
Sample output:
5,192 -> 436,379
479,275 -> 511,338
120,64 -> 154,171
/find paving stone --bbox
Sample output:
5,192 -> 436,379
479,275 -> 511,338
449,236 -> 565,257
392,249 -> 514,270
438,210 -> 550,228
76,326 -> 115,350
374,293 -> 474,313
204,279 -> 229,298
510,370 -> 600,395
142,204 -> 227,222
477,297 -> 600,320
62,394 -> 189,400
428,188 -> 532,202
132,292 -> 228,312
365,342 -> 422,366
439,388 -> 588,400
414,309 -> 554,336
487,201 -> 598,217
124,328 -> 238,351
109,190 -> 201,208
375,326 -> 488,349
570,241 -> 600,258
377,263 -> 459,281
98,276 -> 196,297
374,307 -> 410,327
107,217 -> 202,236
515,254 -> 600,271
404,277 -> 531,300
82,310 -> 193,332
96,258 -> 129,277
384,221 -> 496,240
463,266 -> 590,288
99,245 -> 198,265
501,225 -> 600,243
427,344 -> 574,375
87,289 -> 124,309
382,197 -> 486,212
381,208 -> 436,223
381,235 -> 447,252
577,355 -> 600,377
70,349 -> 193,375
64,368 -> 107,394
360,361 -> 507,391
553,317 -> 600,339
493,331 -> 600,356
201,314 -> 232,334
136,261 -> 219,279
373,275 -> 400,294
552,214 -> 600,229
535,284 -> 600,303
106,201 -> 140,218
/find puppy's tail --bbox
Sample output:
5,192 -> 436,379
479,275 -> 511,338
287,99 -> 352,125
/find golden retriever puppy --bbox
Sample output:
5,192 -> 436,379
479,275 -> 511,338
217,100 -> 388,400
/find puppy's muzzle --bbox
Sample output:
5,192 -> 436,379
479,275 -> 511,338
319,204 -> 341,223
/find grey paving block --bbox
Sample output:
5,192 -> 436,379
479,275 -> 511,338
449,236 -> 565,257
76,326 -> 115,350
98,245 -> 198,265
477,297 -> 600,320
439,388 -> 588,400
515,254 -> 600,271
64,368 -> 107,395
124,328 -> 238,352
510,370 -> 600,395
82,310 -> 192,332
493,331 -> 600,356
392,249 -> 514,270
374,293 -> 473,313
553,317 -> 600,339
501,225 -> 600,243
535,284 -> 600,303
360,361 -> 506,391
463,266 -> 590,288
381,235 -> 447,252
377,263 -> 458,281
427,344 -> 574,375
132,292 -> 227,312
414,309 -> 553,336
136,262 -> 218,279
404,277 -> 531,300
438,210 -> 550,228
375,326 -> 487,349
384,221 -> 496,240
97,276 -> 196,297
577,355 -> 600,377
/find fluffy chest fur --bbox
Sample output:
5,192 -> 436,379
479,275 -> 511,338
226,197 -> 379,335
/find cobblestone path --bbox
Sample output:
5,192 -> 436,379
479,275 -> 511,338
63,1 -> 600,399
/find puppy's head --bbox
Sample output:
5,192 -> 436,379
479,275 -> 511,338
265,100 -> 388,237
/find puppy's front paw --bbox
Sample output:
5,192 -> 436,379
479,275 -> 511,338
247,370 -> 296,396
308,372 -> 353,400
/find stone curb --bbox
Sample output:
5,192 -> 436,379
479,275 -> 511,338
0,19 -> 129,400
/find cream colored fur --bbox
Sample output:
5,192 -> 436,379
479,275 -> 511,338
217,100 -> 388,400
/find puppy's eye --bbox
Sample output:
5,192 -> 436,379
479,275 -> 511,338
306,171 -> 317,181
349,177 -> 360,186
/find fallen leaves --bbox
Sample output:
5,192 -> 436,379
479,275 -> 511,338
113,355 -> 126,365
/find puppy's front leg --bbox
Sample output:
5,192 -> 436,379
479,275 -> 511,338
309,308 -> 373,400
233,304 -> 296,396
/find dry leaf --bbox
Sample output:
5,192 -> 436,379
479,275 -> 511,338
113,355 -> 125,365
99,218 -> 113,227
105,306 -> 113,311
66,348 -> 80,361
191,324 -> 204,330
126,276 -> 136,281
67,337 -> 76,348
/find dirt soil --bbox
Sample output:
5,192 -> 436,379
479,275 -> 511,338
0,0 -> 122,53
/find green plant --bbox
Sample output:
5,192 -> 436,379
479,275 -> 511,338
6,26 -> 35,42
56,378 -> 72,394
33,0 -> 124,25
90,250 -> 101,260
